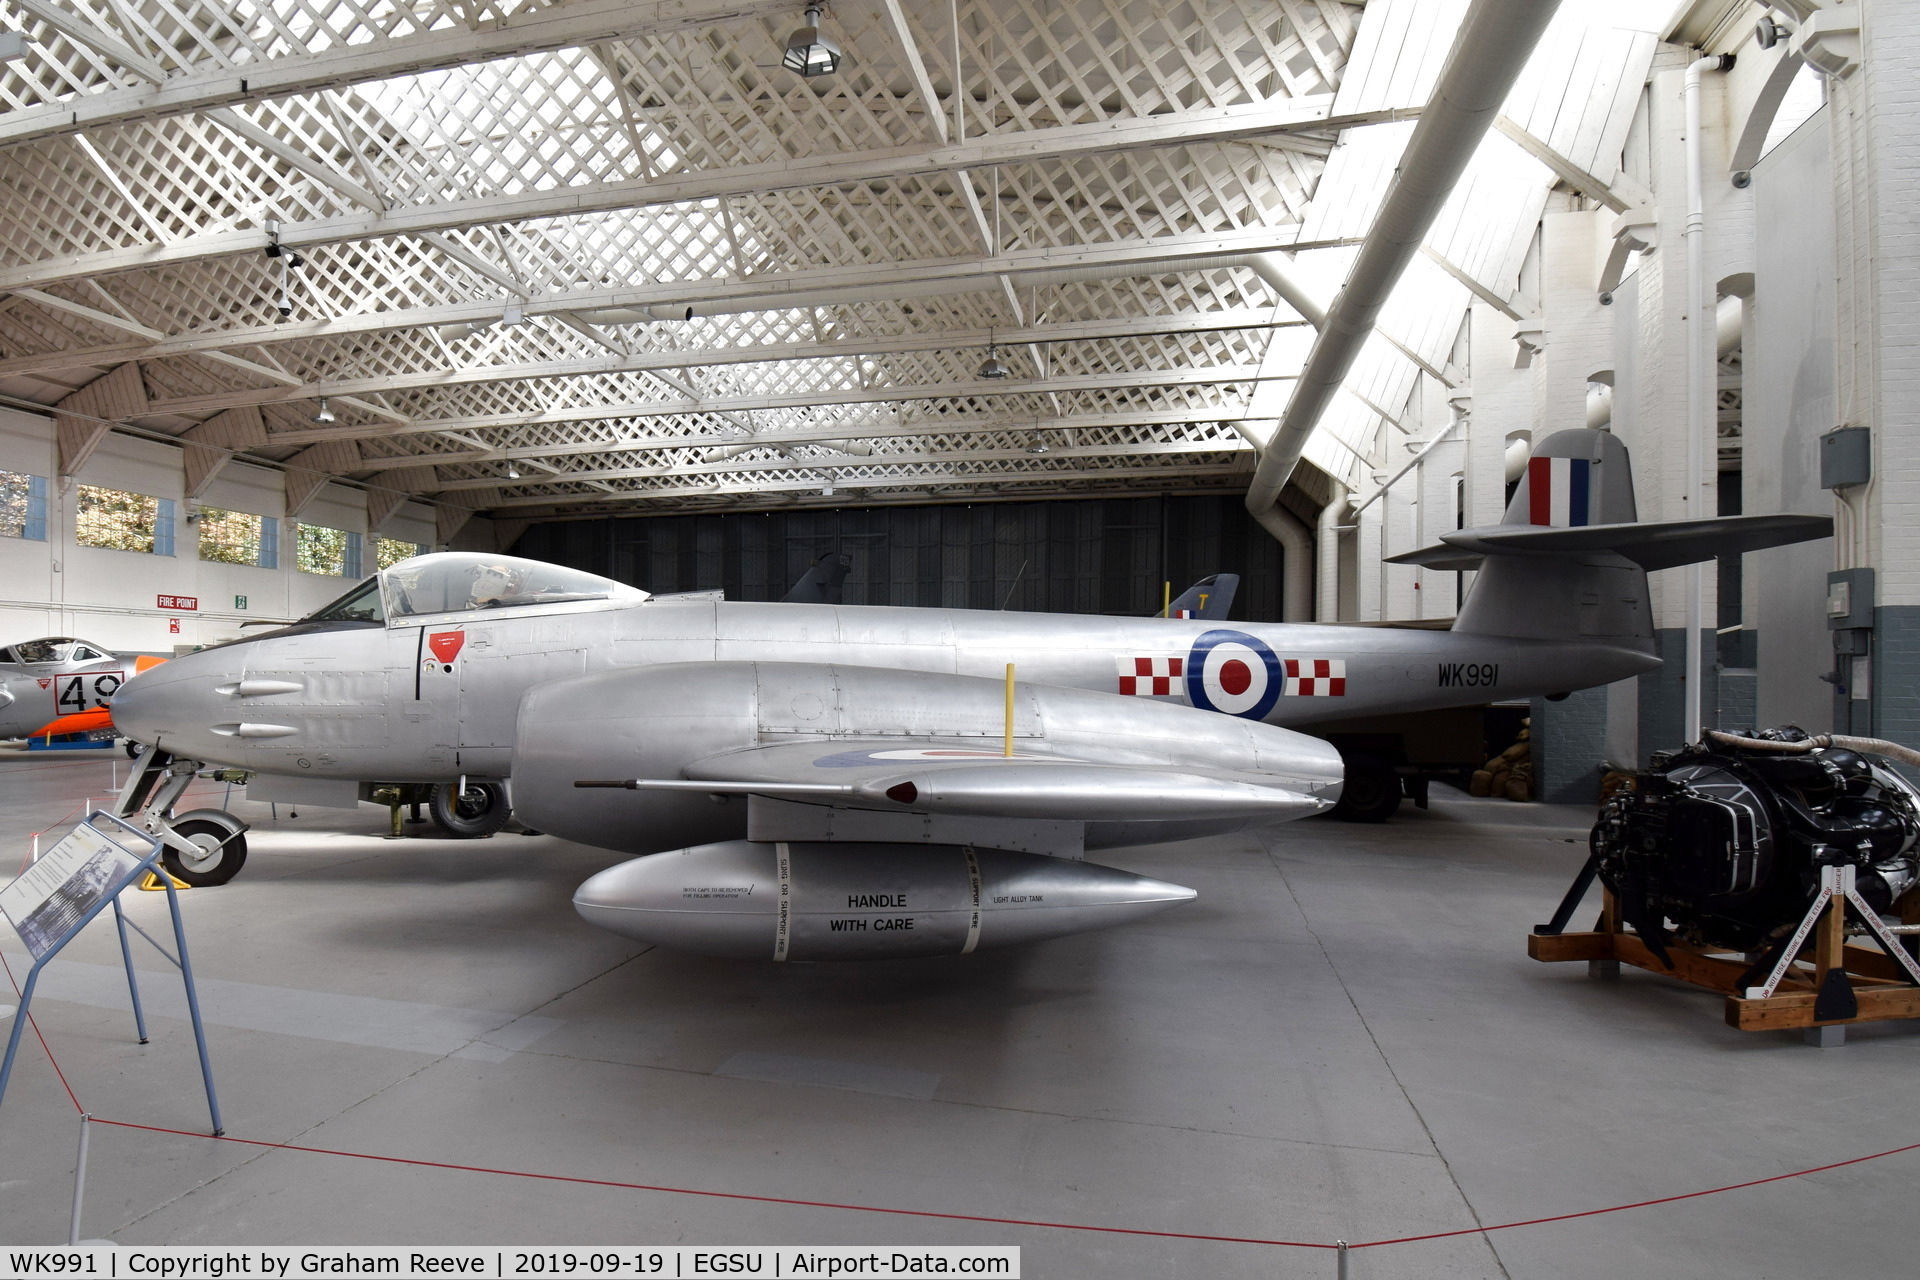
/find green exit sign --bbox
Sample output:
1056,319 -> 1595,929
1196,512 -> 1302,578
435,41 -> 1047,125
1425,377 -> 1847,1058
234,595 -> 248,610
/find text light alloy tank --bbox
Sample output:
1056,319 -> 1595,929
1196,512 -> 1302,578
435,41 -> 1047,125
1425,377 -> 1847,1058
574,840 -> 1195,960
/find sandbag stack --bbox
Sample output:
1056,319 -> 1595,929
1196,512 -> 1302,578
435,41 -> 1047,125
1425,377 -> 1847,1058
1469,718 -> 1532,801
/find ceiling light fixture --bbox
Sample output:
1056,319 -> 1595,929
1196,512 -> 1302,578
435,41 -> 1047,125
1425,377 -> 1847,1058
506,462 -> 521,479
977,345 -> 1011,379
311,397 -> 335,424
783,4 -> 843,78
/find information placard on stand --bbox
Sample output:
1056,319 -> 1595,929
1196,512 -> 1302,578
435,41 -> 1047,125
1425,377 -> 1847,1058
0,811 -> 222,1133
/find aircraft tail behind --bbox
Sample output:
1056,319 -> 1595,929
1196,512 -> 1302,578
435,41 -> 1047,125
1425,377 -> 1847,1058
1386,429 -> 1832,644
1165,574 -> 1239,620
782,552 -> 854,605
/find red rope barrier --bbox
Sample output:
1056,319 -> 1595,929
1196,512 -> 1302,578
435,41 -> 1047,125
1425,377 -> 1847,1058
1351,1138 -> 1920,1248
0,949 -> 84,1114
86,1119 -> 1334,1248
84,1116 -> 1920,1251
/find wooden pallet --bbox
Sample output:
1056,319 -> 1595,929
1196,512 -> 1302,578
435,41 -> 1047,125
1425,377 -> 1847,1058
1529,889 -> 1920,1033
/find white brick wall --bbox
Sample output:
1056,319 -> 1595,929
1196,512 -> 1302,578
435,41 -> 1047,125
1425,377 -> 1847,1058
1862,0 -> 1920,604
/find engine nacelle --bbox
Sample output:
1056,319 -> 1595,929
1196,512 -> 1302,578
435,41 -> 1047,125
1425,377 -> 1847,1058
574,840 -> 1195,960
513,660 -> 1344,856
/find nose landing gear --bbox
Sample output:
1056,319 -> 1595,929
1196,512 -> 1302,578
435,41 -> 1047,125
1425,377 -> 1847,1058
113,748 -> 250,885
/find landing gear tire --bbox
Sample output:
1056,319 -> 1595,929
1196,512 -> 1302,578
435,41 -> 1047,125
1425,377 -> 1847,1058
430,781 -> 511,839
1331,755 -> 1402,823
161,817 -> 249,886
123,739 -> 141,759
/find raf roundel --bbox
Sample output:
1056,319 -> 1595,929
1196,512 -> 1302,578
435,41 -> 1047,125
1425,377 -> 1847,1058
1184,629 -> 1283,719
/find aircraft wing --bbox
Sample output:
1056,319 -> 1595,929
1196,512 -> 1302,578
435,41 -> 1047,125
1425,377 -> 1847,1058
579,738 -> 1324,824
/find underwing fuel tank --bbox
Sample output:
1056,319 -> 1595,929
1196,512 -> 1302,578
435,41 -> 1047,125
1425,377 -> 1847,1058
574,840 -> 1194,960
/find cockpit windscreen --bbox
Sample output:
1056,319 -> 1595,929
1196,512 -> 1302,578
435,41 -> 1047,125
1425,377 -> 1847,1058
380,553 -> 642,619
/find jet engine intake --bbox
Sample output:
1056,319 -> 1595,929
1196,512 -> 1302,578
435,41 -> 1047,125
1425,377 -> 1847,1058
573,839 -> 1194,960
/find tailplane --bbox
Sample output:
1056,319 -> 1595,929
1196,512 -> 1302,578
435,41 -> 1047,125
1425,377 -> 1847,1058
1385,429 -> 1832,642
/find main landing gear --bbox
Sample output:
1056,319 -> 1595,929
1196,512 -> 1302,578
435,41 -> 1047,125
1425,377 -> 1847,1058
428,779 -> 512,839
1328,754 -> 1403,823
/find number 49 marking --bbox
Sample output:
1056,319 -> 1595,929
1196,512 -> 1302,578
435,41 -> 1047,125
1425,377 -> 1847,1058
55,672 -> 123,713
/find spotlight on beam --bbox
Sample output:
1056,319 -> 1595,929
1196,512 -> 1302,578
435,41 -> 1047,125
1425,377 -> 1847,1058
783,4 -> 844,78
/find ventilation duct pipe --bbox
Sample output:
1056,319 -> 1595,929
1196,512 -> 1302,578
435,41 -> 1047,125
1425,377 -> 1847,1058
1315,481 -> 1349,622
1716,294 -> 1743,357
1244,0 -> 1564,532
1585,384 -> 1613,430
1504,433 -> 1533,482
568,251 -> 1325,326
1250,500 -> 1315,623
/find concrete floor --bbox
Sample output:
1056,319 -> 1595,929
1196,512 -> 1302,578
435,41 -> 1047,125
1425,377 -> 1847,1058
1,745 -> 1915,1278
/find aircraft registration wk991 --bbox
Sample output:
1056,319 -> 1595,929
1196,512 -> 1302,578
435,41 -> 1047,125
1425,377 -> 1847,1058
107,429 -> 1831,961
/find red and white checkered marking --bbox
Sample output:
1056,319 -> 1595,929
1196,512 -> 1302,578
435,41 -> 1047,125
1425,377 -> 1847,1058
1283,658 -> 1346,697
1116,655 -> 1184,696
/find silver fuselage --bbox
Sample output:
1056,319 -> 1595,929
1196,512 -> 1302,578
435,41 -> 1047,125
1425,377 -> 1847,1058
113,592 -> 1657,783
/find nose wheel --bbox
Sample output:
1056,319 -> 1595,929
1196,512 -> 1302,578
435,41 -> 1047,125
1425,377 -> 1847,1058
429,780 -> 511,838
159,813 -> 250,886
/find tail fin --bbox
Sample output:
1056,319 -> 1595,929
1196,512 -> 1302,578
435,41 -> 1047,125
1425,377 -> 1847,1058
1164,573 -> 1240,620
782,552 -> 853,605
1386,429 -> 1831,643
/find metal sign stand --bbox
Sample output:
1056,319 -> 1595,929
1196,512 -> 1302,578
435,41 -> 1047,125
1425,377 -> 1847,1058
0,810 -> 223,1134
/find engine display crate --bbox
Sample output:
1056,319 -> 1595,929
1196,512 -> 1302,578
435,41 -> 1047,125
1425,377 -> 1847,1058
1530,879 -> 1920,1036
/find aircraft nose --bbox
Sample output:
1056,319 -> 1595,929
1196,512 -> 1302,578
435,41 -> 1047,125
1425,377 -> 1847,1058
111,655 -> 223,749
107,666 -> 161,743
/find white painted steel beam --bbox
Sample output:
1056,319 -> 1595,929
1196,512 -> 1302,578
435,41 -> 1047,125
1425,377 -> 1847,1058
436,437 -> 1247,492
0,97 -> 1370,296
0,0 -> 797,150
489,459 -> 1253,508
2,226 -> 1340,377
10,0 -> 168,82
142,310 -> 1291,416
267,364 -> 1277,448
349,405 -> 1242,473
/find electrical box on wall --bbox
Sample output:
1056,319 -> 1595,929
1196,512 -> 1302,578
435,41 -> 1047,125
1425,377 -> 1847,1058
1827,568 -> 1874,630
1820,426 -> 1871,489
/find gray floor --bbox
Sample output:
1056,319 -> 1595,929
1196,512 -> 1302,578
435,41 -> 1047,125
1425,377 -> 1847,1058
1,745 -> 1914,1278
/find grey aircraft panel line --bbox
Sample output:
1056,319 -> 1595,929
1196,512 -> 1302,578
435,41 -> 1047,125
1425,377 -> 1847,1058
101,428 -> 1833,960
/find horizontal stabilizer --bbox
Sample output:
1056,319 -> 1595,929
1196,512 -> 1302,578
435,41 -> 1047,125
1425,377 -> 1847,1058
1386,513 -> 1832,572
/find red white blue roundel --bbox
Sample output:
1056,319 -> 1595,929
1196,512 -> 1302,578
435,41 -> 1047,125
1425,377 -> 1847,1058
1185,630 -> 1283,719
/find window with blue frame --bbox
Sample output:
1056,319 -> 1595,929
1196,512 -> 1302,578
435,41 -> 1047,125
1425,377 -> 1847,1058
75,485 -> 174,555
0,471 -> 48,540
376,536 -> 426,570
296,522 -> 363,576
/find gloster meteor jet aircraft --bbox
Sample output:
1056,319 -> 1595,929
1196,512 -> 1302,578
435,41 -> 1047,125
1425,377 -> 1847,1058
107,429 -> 1830,960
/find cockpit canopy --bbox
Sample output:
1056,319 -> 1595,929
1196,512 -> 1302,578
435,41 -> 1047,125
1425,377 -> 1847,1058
0,636 -> 111,665
305,553 -> 647,626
